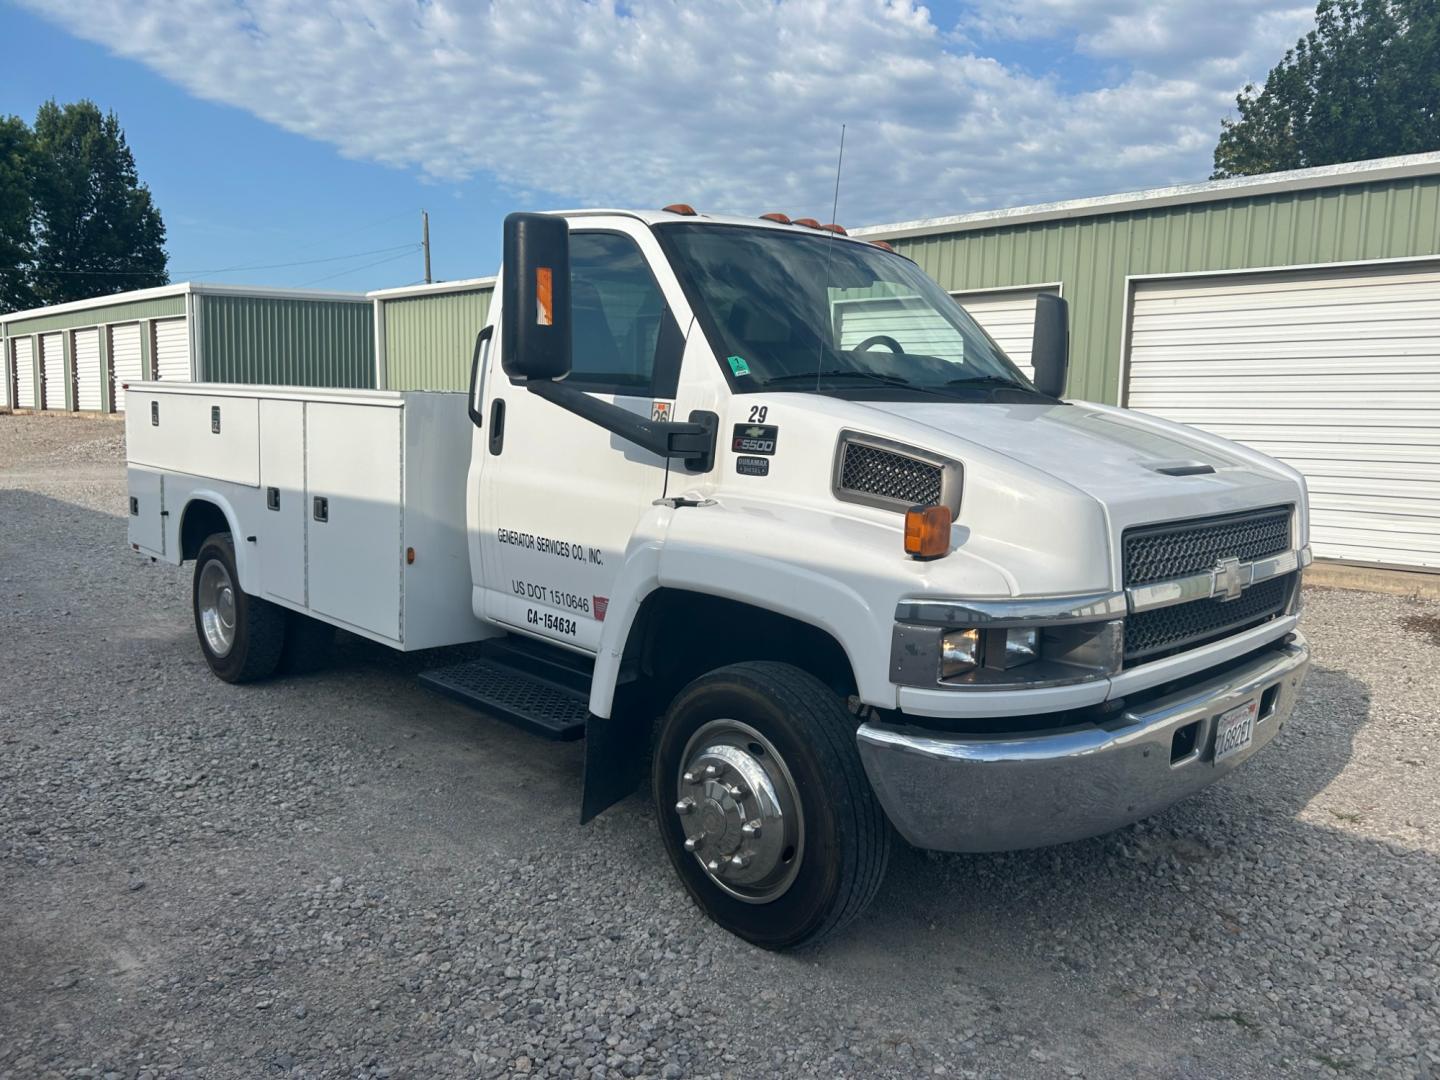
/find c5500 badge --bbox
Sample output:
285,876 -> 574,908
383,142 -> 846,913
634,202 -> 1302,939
731,423 -> 778,455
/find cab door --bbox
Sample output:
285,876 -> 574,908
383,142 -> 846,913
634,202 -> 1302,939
477,217 -> 691,653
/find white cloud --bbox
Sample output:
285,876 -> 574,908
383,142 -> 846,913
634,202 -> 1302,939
21,0 -> 1318,225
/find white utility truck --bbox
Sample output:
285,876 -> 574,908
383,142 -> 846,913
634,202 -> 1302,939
126,208 -> 1312,948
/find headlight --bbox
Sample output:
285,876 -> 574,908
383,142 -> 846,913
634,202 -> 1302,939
1001,628 -> 1038,668
940,629 -> 980,678
941,626 -> 1041,677
934,622 -> 1121,687
889,592 -> 1128,690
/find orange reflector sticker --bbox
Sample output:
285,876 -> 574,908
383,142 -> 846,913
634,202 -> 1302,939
904,505 -> 952,559
536,266 -> 553,326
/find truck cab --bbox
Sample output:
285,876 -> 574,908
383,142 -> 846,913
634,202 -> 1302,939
126,207 -> 1311,950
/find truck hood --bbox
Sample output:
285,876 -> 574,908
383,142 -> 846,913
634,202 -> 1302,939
852,398 -> 1306,586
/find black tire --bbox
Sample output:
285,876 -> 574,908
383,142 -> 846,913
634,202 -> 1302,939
652,661 -> 890,950
279,610 -> 336,675
192,532 -> 286,683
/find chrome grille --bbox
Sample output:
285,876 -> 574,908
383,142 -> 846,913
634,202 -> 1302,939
838,441 -> 943,508
1124,506 -> 1291,587
1125,574 -> 1294,662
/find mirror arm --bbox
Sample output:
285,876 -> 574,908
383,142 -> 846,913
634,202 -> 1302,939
525,380 -> 716,472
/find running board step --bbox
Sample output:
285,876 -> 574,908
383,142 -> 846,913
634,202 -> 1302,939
418,657 -> 589,741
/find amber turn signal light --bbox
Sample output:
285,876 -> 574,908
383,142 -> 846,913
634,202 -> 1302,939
904,505 -> 952,560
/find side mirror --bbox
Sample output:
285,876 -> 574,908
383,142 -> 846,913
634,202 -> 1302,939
1030,292 -> 1069,398
500,212 -> 571,381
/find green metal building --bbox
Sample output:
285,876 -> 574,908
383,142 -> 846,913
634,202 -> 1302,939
2,282 -> 374,414
370,277 -> 495,391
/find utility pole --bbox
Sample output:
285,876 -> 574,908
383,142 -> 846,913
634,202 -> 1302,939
422,210 -> 432,284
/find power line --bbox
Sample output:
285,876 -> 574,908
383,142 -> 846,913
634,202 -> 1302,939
178,241 -> 421,276
298,249 -> 420,288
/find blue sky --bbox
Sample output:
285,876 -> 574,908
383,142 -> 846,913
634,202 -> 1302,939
2,0 -> 1316,295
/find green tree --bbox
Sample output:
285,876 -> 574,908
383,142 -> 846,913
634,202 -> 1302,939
1213,0 -> 1440,178
0,115 -> 36,312
29,100 -> 168,305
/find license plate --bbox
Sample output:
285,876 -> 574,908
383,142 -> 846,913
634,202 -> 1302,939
1213,699 -> 1259,764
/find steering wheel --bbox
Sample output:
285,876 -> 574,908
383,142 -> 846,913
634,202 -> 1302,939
854,334 -> 905,354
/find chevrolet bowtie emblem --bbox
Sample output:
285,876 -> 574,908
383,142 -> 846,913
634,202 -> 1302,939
1214,557 -> 1247,601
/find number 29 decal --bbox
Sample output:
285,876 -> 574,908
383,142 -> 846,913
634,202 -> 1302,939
748,405 -> 768,423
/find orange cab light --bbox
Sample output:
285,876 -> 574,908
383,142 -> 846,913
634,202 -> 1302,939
760,212 -> 791,224
821,223 -> 847,235
792,217 -> 821,229
904,504 -> 952,560
663,203 -> 698,216
869,240 -> 895,252
406,546 -> 416,565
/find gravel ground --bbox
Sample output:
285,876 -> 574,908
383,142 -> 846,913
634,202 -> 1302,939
1,411 -> 1437,1080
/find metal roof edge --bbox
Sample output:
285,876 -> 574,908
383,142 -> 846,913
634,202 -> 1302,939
188,282 -> 368,302
1,280 -> 368,325
851,151 -> 1440,240
1,282 -> 190,324
368,276 -> 498,300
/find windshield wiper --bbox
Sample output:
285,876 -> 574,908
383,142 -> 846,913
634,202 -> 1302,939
762,369 -> 916,388
943,374 -> 1027,390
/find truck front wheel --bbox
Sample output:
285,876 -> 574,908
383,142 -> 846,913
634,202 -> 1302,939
192,532 -> 286,683
652,662 -> 891,949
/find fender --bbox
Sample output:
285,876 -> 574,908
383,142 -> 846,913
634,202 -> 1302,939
174,487 -> 257,593
587,500 -> 898,719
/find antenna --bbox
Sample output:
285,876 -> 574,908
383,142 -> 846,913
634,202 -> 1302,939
816,124 -> 846,390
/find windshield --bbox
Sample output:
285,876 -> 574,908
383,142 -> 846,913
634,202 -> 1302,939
654,223 -> 1039,398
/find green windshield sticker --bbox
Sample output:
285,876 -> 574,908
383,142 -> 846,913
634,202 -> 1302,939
727,355 -> 751,376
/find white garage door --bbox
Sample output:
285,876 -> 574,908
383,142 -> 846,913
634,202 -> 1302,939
153,317 -> 191,381
952,286 -> 1059,379
39,332 -> 64,410
14,337 -> 35,408
110,323 -> 144,411
1126,261 -> 1440,570
73,328 -> 102,411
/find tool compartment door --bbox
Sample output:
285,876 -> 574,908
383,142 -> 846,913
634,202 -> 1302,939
305,401 -> 403,641
127,467 -> 165,555
257,398 -> 307,606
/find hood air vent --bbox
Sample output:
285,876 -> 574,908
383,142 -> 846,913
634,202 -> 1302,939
832,431 -> 963,515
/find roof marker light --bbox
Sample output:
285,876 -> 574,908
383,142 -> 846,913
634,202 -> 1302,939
663,203 -> 698,216
869,240 -> 896,252
821,223 -> 847,235
792,217 -> 821,229
760,212 -> 791,224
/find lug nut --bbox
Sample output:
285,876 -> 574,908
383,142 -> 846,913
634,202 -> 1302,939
729,853 -> 750,870
683,834 -> 703,852
703,763 -> 723,779
706,859 -> 721,873
682,770 -> 699,784
726,783 -> 748,800
741,820 -> 762,839
675,797 -> 695,816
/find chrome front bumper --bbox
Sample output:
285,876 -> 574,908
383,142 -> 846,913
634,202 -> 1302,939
856,634 -> 1310,852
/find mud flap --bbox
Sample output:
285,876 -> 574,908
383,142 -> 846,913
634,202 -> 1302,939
580,710 -> 650,823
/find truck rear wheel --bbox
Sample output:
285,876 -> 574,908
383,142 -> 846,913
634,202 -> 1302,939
652,662 -> 890,950
193,532 -> 286,683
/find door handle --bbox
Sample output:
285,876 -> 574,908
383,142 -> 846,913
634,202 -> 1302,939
313,496 -> 329,522
468,325 -> 493,428
488,399 -> 506,455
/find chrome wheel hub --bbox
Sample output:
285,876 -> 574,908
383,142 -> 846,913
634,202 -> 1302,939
675,719 -> 803,903
198,559 -> 237,658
